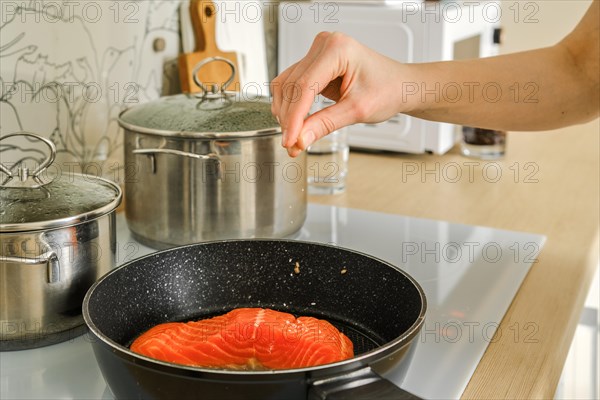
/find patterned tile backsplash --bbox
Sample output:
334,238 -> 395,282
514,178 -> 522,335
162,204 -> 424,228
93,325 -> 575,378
0,0 -> 278,183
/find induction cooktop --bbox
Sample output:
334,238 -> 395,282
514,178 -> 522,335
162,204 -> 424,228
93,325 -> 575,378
0,204 -> 545,399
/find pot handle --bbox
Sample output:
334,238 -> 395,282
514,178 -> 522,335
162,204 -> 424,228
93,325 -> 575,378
133,148 -> 219,161
309,367 -> 421,400
0,251 -> 61,284
132,148 -> 221,176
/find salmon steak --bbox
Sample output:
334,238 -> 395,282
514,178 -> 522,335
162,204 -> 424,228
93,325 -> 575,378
130,308 -> 354,370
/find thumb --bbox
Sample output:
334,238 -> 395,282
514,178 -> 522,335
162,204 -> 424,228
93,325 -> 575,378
295,101 -> 358,150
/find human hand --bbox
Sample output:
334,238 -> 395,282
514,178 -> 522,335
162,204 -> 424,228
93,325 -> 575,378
271,32 -> 407,157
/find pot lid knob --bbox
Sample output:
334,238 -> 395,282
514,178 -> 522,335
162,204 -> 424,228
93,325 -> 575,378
192,57 -> 236,99
0,132 -> 56,189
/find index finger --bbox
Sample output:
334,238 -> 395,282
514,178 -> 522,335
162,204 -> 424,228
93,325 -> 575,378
276,32 -> 333,147
282,46 -> 346,149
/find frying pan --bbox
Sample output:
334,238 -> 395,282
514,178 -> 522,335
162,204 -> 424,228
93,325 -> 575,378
83,240 -> 426,399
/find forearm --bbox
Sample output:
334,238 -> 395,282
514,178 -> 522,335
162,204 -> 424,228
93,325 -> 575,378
399,0 -> 599,132
398,44 -> 599,131
273,1 -> 598,155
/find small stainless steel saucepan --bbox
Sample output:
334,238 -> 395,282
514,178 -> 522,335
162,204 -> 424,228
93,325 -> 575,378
0,132 -> 121,350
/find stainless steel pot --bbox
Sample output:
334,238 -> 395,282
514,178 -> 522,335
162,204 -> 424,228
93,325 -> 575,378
119,58 -> 307,249
0,133 -> 122,351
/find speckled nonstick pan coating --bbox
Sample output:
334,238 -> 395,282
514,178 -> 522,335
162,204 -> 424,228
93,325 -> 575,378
83,239 -> 426,399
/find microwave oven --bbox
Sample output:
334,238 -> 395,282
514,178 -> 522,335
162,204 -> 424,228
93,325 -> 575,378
278,0 -> 500,154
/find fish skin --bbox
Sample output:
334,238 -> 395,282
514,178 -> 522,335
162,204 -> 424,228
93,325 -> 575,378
130,308 -> 354,370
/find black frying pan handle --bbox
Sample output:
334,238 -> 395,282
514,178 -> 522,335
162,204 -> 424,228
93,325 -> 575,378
309,367 -> 422,400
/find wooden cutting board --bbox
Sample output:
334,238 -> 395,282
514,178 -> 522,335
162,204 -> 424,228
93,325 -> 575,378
178,0 -> 240,93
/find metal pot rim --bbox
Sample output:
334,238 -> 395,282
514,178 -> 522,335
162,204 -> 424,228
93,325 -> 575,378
83,239 -> 427,376
117,91 -> 282,139
118,111 -> 282,139
0,174 -> 122,233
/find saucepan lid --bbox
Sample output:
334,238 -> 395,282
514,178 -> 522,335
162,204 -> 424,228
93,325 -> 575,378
118,57 -> 280,139
0,132 -> 122,233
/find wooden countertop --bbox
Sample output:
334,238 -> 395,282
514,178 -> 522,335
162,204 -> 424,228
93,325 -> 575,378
308,121 -> 599,399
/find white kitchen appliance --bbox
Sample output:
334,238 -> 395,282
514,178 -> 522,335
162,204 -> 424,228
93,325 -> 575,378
278,0 -> 500,154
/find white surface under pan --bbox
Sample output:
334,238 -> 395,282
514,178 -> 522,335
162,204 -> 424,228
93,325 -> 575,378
0,204 -> 545,399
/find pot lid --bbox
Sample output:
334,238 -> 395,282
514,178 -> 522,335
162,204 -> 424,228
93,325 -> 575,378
119,57 -> 280,138
0,133 -> 122,232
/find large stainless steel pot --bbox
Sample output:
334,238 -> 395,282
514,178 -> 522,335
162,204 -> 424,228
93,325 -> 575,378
119,58 -> 306,249
0,133 -> 122,351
